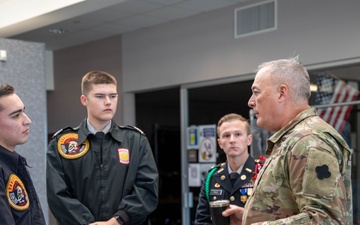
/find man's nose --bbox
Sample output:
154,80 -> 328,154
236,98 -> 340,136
248,96 -> 255,108
23,113 -> 32,125
104,96 -> 111,103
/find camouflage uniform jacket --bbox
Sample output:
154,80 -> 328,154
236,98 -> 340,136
242,108 -> 353,225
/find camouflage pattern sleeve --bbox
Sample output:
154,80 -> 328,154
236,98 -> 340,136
242,114 -> 352,224
286,133 -> 351,224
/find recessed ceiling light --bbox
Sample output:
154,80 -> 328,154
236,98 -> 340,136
48,28 -> 67,34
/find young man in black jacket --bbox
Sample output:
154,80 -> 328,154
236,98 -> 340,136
0,83 -> 46,225
47,71 -> 159,225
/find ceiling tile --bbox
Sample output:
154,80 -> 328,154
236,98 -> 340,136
80,8 -> 132,22
108,0 -> 165,13
175,0 -> 237,12
139,0 -> 187,5
115,14 -> 169,27
142,5 -> 200,20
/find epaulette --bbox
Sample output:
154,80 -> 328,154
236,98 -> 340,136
124,125 -> 145,135
51,126 -> 79,139
207,162 -> 222,172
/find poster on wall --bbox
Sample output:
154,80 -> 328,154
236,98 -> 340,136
188,163 -> 216,187
187,126 -> 199,149
200,163 -> 216,183
198,124 -> 216,163
188,163 -> 201,187
188,149 -> 198,163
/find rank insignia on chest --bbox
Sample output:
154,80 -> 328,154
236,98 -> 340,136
57,133 -> 90,159
6,174 -> 30,211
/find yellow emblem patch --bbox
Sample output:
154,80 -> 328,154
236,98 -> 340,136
118,148 -> 130,164
57,133 -> 90,159
6,174 -> 30,211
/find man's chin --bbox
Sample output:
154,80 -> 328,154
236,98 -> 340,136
101,114 -> 114,120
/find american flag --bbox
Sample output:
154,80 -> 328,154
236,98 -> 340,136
315,73 -> 359,133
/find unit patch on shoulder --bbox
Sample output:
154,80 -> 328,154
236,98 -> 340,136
6,174 -> 30,211
57,133 -> 90,159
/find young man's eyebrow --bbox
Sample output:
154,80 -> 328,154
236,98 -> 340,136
94,93 -> 118,95
9,109 -> 23,117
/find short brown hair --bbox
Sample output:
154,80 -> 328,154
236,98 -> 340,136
217,113 -> 250,136
0,83 -> 15,111
81,71 -> 117,96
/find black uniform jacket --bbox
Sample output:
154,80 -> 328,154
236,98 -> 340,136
0,145 -> 46,225
195,156 -> 255,225
46,119 -> 159,225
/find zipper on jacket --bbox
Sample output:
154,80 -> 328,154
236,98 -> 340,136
96,132 -> 105,166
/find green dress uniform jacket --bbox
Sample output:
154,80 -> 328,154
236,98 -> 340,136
243,108 -> 353,225
46,119 -> 159,225
195,156 -> 255,225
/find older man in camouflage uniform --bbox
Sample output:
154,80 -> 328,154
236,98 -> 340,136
224,57 -> 353,225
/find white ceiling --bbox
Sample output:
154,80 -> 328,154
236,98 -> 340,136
0,0 -> 249,51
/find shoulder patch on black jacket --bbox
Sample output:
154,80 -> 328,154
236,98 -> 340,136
52,126 -> 79,139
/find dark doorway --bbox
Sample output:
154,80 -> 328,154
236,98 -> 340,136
136,87 -> 182,225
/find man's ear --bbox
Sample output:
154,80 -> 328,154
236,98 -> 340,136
278,84 -> 288,102
247,134 -> 253,146
217,138 -> 223,149
80,95 -> 87,106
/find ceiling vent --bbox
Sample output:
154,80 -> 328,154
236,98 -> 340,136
234,0 -> 277,38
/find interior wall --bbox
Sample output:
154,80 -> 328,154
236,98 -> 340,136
0,38 -> 48,224
47,35 -> 122,134
122,0 -> 360,93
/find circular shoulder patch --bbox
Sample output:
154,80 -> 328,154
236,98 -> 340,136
6,174 -> 30,211
57,133 -> 90,159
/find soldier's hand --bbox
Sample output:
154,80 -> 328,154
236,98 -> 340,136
222,204 -> 243,225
